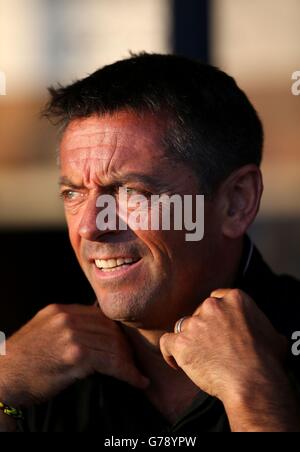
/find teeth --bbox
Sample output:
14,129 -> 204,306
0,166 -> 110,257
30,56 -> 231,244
101,267 -> 125,273
95,257 -> 135,269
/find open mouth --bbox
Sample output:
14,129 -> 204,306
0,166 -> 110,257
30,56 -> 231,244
94,257 -> 141,273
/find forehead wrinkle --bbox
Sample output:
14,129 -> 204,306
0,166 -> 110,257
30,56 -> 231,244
61,118 -> 171,188
63,130 -> 158,153
62,132 -> 163,176
66,134 -> 122,188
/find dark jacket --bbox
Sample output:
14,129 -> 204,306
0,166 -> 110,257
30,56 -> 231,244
18,239 -> 300,433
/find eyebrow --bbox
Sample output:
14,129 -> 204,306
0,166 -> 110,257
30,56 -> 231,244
59,177 -> 83,189
59,173 -> 169,192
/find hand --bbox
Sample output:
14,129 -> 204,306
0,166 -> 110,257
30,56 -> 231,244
0,303 -> 149,408
160,289 -> 300,431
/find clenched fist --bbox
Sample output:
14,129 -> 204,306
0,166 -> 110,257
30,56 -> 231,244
0,303 -> 148,409
160,289 -> 300,432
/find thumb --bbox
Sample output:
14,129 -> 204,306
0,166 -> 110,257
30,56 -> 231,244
210,288 -> 232,298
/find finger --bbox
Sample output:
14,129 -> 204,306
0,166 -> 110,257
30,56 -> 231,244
117,361 -> 150,390
174,316 -> 190,334
41,304 -> 115,334
61,304 -> 104,316
160,333 -> 180,370
66,313 -> 118,335
72,331 -> 116,352
211,289 -> 254,305
85,348 -> 150,390
210,288 -> 232,298
75,331 -> 150,389
38,303 -> 101,320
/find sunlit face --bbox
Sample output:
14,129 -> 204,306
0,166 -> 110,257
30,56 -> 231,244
59,111 -> 221,330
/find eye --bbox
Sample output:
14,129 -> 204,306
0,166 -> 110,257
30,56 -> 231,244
121,186 -> 153,198
60,190 -> 82,202
124,187 -> 138,195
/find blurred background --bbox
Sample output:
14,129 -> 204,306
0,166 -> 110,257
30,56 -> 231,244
1,0 -> 299,334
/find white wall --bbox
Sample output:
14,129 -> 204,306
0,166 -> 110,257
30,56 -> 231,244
0,0 -> 172,95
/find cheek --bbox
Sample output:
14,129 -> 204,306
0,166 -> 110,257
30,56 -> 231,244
66,216 -> 81,257
204,203 -> 222,235
134,229 -> 169,264
135,228 -> 187,266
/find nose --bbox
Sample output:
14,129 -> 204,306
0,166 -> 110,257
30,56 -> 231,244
78,195 -> 115,241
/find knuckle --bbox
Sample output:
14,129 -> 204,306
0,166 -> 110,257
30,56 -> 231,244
201,297 -> 220,314
160,333 -> 170,350
63,344 -> 86,366
188,316 -> 205,332
64,328 -> 78,345
53,312 -> 73,329
159,334 -> 167,348
45,303 -> 65,316
229,289 -> 245,305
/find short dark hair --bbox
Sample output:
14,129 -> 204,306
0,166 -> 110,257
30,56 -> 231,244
43,52 -> 263,194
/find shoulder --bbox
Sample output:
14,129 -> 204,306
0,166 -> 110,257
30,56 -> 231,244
242,244 -> 300,336
276,273 -> 300,296
269,273 -> 300,335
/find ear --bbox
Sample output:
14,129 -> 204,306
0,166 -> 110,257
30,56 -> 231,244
217,164 -> 263,239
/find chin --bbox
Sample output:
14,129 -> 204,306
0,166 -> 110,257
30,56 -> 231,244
95,283 -> 167,328
96,290 -> 145,321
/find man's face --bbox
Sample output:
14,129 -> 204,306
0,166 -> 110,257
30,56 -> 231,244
60,111 -> 221,330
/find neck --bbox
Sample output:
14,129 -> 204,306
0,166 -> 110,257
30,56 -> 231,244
123,324 -> 165,356
123,324 -> 201,422
123,325 -> 184,386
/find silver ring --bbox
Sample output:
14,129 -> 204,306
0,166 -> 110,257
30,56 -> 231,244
174,316 -> 189,334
